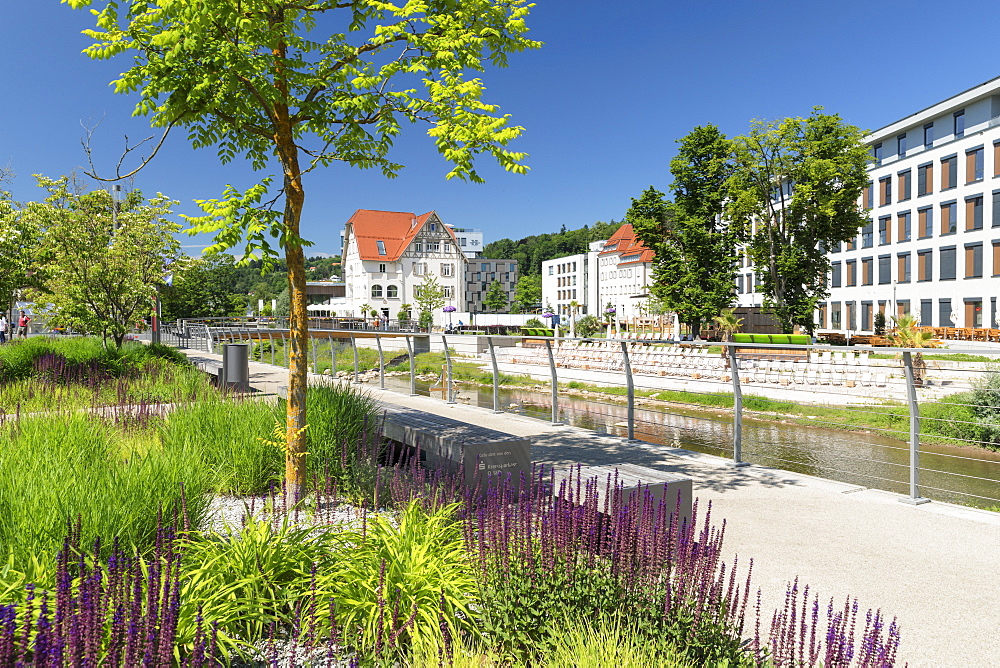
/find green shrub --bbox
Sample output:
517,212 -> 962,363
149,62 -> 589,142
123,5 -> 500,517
0,413 -> 211,592
542,615 -> 698,668
524,317 -> 544,328
921,393 -> 982,445
304,383 -> 381,475
327,501 -> 479,659
160,395 -> 282,495
177,517 -> 346,657
575,314 -> 603,338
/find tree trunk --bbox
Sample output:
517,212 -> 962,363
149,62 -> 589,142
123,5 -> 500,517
284,179 -> 308,502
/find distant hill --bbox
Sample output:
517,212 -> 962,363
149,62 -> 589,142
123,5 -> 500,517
482,220 -> 622,277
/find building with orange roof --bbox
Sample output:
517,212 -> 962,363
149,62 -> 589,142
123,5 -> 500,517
342,209 -> 467,324
596,223 -> 656,321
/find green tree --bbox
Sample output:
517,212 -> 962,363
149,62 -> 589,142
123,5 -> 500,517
65,0 -> 539,497
483,279 -> 508,312
728,108 -> 870,333
159,254 -> 244,321
0,190 -> 40,316
29,176 -> 179,348
414,276 -> 446,329
511,274 -> 540,313
631,125 -> 740,336
712,308 -> 743,342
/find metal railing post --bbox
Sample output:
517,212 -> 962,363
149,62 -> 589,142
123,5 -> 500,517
205,324 -> 213,354
328,335 -> 335,376
441,335 -> 456,404
284,332 -> 289,368
351,334 -> 360,383
544,339 -> 561,425
405,335 -> 417,396
726,343 -> 750,467
620,341 -> 639,442
270,333 -> 276,366
900,351 -> 931,505
375,334 -> 386,390
487,336 -> 502,413
310,336 -> 318,374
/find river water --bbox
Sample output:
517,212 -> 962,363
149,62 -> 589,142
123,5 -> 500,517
383,377 -> 1000,509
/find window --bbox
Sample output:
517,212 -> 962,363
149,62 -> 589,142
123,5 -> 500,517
897,253 -> 911,282
941,155 -> 958,190
967,147 -> 985,183
862,182 -> 873,209
920,299 -> 933,326
861,258 -> 873,285
924,123 -> 934,148
993,242 -> 1000,276
830,302 -> 841,329
430,223 -> 437,231
443,286 -> 453,298
995,142 -> 1000,177
413,262 -> 426,276
371,284 -> 383,298
994,191 -> 1000,227
897,170 -> 911,201
817,303 -> 827,330
879,217 -> 891,245
387,285 -> 398,298
862,302 -> 873,331
879,177 -> 891,206
736,275 -> 744,293
428,241 -> 441,252
846,260 -> 857,286
413,241 -> 423,253
873,143 -> 883,166
831,261 -> 842,288
917,250 -> 932,281
878,255 -> 891,284
917,163 -> 933,196
897,133 -> 907,159
917,208 -> 932,239
376,240 -> 386,256
897,212 -> 911,242
861,221 -> 874,247
966,299 -> 983,328
548,266 -> 554,275
940,202 -> 957,235
954,110 -> 965,139
897,300 -> 910,319
939,299 -> 953,327
846,302 -> 857,330
966,196 -> 984,231
939,246 -> 957,281
440,263 -> 454,277
966,243 -> 984,278
378,263 -> 387,273
459,237 -> 467,246
846,235 -> 856,251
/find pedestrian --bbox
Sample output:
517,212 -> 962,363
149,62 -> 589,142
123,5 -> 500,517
0,314 -> 8,344
16,310 -> 30,338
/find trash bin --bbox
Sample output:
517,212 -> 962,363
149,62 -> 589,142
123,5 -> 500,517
222,343 -> 250,391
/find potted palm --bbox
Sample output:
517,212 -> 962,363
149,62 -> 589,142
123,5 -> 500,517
712,308 -> 743,342
891,313 -> 933,387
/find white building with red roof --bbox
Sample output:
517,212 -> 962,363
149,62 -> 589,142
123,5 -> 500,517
597,223 -> 655,321
342,209 -> 467,324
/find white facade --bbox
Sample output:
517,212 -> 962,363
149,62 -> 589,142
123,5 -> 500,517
342,211 -> 467,325
822,77 -> 1000,333
597,225 -> 654,320
541,240 -> 602,318
446,225 -> 485,259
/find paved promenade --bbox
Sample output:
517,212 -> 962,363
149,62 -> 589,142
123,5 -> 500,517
188,351 -> 1000,667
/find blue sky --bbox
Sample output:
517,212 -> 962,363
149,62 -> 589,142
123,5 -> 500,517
3,1 -> 1000,256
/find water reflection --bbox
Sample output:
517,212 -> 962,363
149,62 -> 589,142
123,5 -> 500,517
381,377 -> 1000,508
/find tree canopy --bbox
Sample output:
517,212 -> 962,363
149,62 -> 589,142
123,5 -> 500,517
65,0 -> 539,497
728,109 -> 870,333
483,220 -> 620,277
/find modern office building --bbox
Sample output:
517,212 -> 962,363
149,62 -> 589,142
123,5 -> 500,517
733,76 -> 1000,333
540,240 -> 603,318
446,225 -> 486,259
464,259 -> 519,313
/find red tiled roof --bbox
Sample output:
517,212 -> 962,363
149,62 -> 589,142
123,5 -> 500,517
346,209 -> 459,261
598,223 -> 654,263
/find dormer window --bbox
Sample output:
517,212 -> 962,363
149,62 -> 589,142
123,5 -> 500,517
430,223 -> 437,231
376,240 -> 386,256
